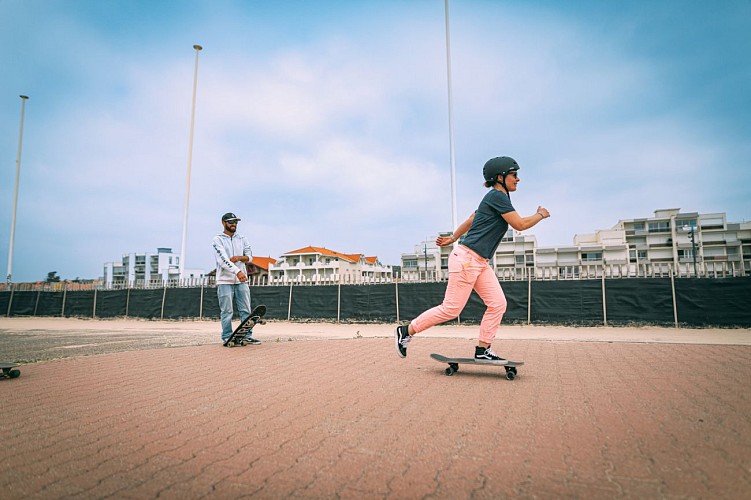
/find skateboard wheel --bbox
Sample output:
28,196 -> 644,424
445,367 -> 456,376
9,369 -> 20,379
505,370 -> 516,381
240,340 -> 248,346
509,367 -> 517,375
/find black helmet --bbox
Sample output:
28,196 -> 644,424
483,156 -> 520,183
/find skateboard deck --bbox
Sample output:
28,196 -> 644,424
223,304 -> 267,347
0,362 -> 21,380
431,353 -> 524,381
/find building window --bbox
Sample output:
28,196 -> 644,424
676,219 -> 696,229
581,252 -> 603,262
678,249 -> 695,259
648,221 -> 670,233
638,250 -> 648,260
404,260 -> 418,268
633,222 -> 645,231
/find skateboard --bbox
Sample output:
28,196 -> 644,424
223,304 -> 267,347
430,353 -> 524,381
0,362 -> 21,380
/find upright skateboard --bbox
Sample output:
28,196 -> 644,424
223,304 -> 267,347
0,362 -> 21,380
431,353 -> 524,381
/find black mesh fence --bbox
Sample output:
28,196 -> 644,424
1,278 -> 749,327
674,278 -> 751,326
604,278 -> 675,326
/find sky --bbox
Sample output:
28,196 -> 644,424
1,0 -> 750,282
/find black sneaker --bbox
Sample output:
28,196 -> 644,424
395,325 -> 411,358
474,346 -> 507,363
243,335 -> 261,345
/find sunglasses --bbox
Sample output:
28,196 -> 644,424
225,220 -> 239,224
507,172 -> 518,179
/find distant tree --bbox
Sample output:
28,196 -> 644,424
46,271 -> 61,283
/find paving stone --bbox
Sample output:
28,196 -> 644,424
2,336 -> 750,498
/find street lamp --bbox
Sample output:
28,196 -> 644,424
179,44 -> 203,281
7,95 -> 29,285
683,224 -> 699,277
444,0 -> 458,236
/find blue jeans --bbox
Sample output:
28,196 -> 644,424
217,283 -> 251,341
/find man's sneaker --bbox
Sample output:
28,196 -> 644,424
474,346 -> 507,363
243,335 -> 261,345
395,325 -> 411,358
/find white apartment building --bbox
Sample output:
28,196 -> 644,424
268,246 -> 392,284
400,208 -> 751,280
103,248 -> 206,287
400,235 -> 449,281
613,208 -> 750,277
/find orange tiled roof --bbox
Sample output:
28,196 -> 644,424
250,256 -> 277,271
285,246 -> 372,264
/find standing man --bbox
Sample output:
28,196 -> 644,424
212,212 -> 260,345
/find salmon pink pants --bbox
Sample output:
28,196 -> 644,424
411,245 -> 507,344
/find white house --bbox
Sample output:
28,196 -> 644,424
268,246 -> 392,284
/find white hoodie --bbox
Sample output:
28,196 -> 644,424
212,232 -> 252,284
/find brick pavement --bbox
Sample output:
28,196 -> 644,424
2,337 -> 750,498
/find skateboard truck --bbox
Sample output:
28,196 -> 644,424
1,363 -> 21,380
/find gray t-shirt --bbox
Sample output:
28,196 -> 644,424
461,189 -> 515,259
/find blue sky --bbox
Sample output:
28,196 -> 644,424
1,0 -> 749,282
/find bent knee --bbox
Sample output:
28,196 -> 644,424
439,302 -> 464,319
487,297 -> 507,313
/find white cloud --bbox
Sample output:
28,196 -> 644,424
1,1 -> 749,281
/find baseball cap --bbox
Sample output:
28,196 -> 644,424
221,212 -> 241,222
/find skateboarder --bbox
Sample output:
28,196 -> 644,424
212,212 -> 260,345
395,156 -> 550,361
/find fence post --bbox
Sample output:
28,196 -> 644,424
395,281 -> 400,322
61,285 -> 67,317
34,290 -> 41,316
601,273 -> 607,326
527,273 -> 532,325
337,283 -> 341,323
670,267 -> 679,328
199,284 -> 204,320
6,285 -> 14,317
125,288 -> 130,318
160,285 -> 167,320
93,288 -> 98,319
287,284 -> 293,321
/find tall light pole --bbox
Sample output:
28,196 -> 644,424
7,95 -> 29,285
444,0 -> 458,234
179,44 -> 202,281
